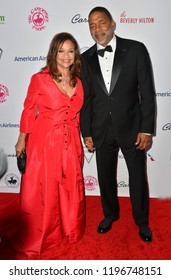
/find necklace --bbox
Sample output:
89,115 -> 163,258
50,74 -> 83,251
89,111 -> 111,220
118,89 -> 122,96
60,76 -> 70,89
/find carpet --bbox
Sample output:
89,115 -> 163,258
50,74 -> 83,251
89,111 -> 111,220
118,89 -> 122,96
0,193 -> 171,260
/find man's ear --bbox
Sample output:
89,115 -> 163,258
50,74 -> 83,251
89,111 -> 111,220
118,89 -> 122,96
112,20 -> 115,29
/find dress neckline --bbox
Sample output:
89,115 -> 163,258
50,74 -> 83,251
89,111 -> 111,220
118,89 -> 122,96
52,77 -> 77,98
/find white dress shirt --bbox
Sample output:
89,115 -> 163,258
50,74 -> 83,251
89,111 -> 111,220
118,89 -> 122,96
97,36 -> 116,93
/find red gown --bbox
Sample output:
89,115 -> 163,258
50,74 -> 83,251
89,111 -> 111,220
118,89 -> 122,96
11,69 -> 86,256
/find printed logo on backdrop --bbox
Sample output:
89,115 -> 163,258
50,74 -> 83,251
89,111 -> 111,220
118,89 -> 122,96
147,153 -> 155,161
117,181 -> 129,188
28,7 -> 49,31
84,176 -> 98,191
0,48 -> 3,60
8,154 -> 16,158
5,174 -> 20,188
0,15 -> 5,24
83,148 -> 95,164
0,84 -> 9,103
156,91 -> 171,97
14,55 -> 46,62
162,123 -> 171,131
71,14 -> 88,24
0,123 -> 19,128
120,11 -> 154,24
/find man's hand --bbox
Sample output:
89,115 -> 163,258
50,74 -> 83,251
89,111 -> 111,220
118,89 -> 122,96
135,133 -> 152,150
84,136 -> 94,152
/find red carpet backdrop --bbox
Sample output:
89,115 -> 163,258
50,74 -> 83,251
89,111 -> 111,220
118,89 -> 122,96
0,0 -> 171,198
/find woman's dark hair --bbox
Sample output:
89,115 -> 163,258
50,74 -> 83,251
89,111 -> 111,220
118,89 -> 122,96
88,6 -> 113,21
42,32 -> 81,87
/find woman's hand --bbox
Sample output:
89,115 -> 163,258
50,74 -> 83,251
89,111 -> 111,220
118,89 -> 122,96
15,133 -> 27,157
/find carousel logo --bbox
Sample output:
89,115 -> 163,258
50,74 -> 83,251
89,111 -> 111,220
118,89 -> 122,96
71,14 -> 88,24
5,173 -> 20,188
117,181 -> 129,188
156,91 -> 171,97
162,123 -> 171,131
28,7 -> 49,31
0,48 -> 3,59
0,84 -> 9,103
84,175 -> 98,191
120,11 -> 154,24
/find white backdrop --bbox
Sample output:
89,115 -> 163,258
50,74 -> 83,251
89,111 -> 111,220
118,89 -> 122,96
0,0 -> 171,198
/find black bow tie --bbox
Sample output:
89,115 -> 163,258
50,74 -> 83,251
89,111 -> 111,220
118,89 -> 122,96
97,45 -> 113,57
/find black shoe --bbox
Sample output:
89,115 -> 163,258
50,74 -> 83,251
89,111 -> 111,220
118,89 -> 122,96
139,225 -> 152,242
97,217 -> 119,234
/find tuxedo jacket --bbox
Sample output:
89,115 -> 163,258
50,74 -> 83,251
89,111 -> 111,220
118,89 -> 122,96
80,35 -> 155,148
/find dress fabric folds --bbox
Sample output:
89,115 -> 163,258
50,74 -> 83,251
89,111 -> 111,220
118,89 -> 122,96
11,70 -> 86,256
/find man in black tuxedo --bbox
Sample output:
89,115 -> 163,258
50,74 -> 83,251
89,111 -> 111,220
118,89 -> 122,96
80,7 -> 155,242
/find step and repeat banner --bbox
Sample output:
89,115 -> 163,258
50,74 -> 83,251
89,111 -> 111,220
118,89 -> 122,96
0,0 -> 171,197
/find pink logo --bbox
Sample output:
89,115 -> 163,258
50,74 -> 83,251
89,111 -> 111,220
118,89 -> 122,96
0,84 -> 9,103
120,11 -> 154,24
28,7 -> 49,31
84,176 -> 98,191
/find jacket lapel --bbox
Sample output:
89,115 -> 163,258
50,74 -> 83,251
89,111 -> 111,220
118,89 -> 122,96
109,37 -> 128,94
87,45 -> 108,95
86,37 -> 128,95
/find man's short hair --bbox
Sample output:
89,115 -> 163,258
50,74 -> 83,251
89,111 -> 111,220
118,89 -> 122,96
88,6 -> 113,21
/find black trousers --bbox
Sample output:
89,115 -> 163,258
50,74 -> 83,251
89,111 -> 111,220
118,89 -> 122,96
95,117 -> 149,226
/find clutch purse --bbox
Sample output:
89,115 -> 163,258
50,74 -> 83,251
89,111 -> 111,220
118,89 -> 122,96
17,151 -> 27,174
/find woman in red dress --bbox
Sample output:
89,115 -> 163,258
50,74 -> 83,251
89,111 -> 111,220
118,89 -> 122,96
13,32 -> 86,256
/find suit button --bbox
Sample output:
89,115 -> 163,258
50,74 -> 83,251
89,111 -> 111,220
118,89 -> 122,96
108,97 -> 113,101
